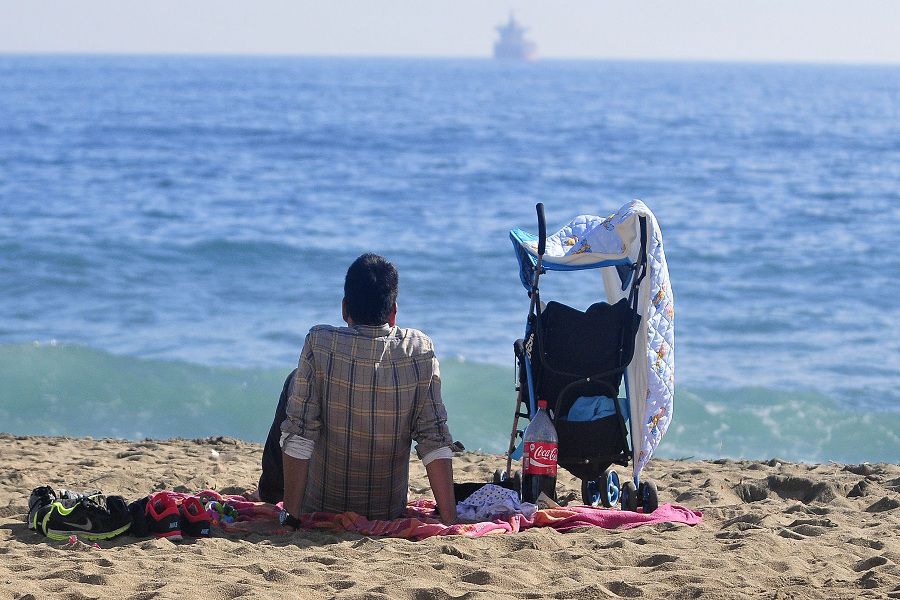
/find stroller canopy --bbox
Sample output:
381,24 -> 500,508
510,200 -> 675,480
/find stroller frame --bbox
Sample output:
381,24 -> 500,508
503,203 -> 657,511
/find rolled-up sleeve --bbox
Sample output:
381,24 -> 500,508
412,354 -> 454,459
280,333 -> 322,445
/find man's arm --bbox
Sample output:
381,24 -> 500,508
282,453 -> 309,518
280,333 -> 321,519
411,353 -> 456,524
424,457 -> 456,525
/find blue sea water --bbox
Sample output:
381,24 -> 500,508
1,56 -> 899,463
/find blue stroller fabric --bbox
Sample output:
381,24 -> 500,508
563,396 -> 630,422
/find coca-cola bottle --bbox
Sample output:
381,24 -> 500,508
522,399 -> 558,503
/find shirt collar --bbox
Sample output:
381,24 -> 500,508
351,323 -> 394,337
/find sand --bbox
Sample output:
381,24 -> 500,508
0,434 -> 898,600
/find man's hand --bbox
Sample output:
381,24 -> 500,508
282,452 -> 310,520
425,457 -> 456,525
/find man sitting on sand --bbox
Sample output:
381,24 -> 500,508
257,253 -> 457,526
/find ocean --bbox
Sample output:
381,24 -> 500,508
1,56 -> 899,464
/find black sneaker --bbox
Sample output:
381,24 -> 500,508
127,496 -> 151,537
38,495 -> 133,541
27,486 -> 56,531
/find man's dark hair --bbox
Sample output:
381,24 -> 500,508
344,253 -> 399,325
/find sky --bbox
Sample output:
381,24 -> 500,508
1,0 -> 899,64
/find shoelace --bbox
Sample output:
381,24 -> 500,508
76,495 -> 109,514
59,489 -> 101,501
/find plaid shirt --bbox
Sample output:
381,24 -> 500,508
281,323 -> 453,520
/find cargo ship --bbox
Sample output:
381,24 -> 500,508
493,13 -> 537,61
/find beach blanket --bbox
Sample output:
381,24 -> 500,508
180,490 -> 701,541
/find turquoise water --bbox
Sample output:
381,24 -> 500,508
1,56 -> 899,463
3,343 -> 898,463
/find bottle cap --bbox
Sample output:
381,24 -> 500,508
537,399 -> 548,410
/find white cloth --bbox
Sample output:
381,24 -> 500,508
280,432 -> 315,460
456,484 -> 537,521
421,446 -> 453,466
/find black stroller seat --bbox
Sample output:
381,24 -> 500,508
537,299 -> 640,413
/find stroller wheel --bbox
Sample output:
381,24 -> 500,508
621,480 -> 638,512
581,479 -> 602,507
641,479 -> 659,514
606,470 -> 621,507
581,471 -> 619,508
493,469 -> 506,484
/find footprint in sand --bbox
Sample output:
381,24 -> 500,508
734,481 -> 769,503
261,568 -> 293,583
134,581 -> 166,592
783,518 -> 836,537
858,570 -> 885,590
303,555 -> 338,566
766,475 -> 839,504
460,569 -> 498,585
847,537 -> 885,550
865,496 -> 900,512
605,580 -> 645,598
847,479 -> 871,497
777,528 -> 806,540
854,555 -> 889,572
326,579 -> 354,590
636,554 -> 679,568
844,464 -> 878,476
439,543 -> 474,560
720,513 -> 768,529
212,582 -> 254,600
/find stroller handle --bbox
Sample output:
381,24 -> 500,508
536,203 -> 547,256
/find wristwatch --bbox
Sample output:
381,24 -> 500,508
279,509 -> 302,529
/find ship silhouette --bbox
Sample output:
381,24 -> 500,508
493,13 -> 537,61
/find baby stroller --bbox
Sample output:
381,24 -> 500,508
496,201 -> 675,512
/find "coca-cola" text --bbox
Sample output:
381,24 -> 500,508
524,442 -> 558,475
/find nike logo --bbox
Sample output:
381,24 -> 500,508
59,516 -> 93,530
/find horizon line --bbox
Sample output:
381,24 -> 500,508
2,50 -> 899,68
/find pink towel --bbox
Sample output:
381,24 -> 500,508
182,490 -> 701,541
529,503 -> 703,532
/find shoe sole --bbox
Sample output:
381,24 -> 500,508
44,522 -> 132,541
153,530 -> 183,541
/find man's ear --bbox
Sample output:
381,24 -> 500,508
388,302 -> 397,327
342,298 -> 350,324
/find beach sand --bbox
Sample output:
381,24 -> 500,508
0,434 -> 897,599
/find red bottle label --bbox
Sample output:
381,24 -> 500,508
523,441 -> 558,476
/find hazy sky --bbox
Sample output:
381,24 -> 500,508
2,0 -> 899,63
